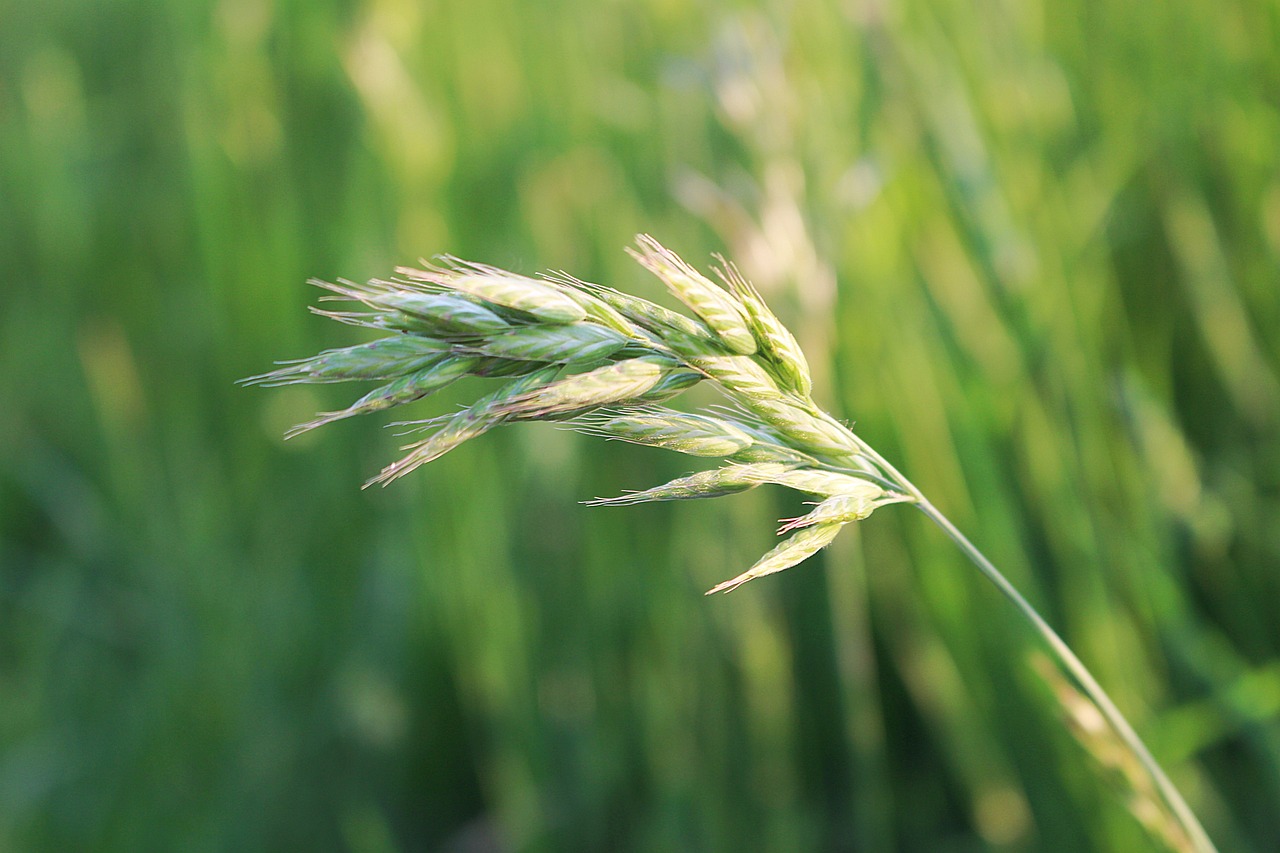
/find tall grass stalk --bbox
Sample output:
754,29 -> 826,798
248,238 -> 1216,851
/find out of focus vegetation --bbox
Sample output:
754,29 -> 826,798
2,0 -> 1278,849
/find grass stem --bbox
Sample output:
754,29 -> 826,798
912,498 -> 1217,853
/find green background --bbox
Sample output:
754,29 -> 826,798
2,0 -> 1278,849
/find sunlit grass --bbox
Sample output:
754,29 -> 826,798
1,0 -> 1277,849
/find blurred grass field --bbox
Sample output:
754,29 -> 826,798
2,0 -> 1278,849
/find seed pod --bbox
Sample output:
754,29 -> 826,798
630,235 -> 757,355
585,463 -> 793,505
706,522 -> 845,594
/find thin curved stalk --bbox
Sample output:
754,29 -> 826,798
833,431 -> 1215,851
913,497 -> 1217,853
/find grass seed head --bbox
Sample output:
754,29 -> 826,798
250,237 -> 911,591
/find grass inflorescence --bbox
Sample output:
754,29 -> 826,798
247,237 -> 1216,852
244,236 -> 909,593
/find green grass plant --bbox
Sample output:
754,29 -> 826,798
250,237 -> 1218,850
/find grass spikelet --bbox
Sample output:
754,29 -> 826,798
705,522 -> 845,594
629,235 -> 758,355
286,357 -> 479,437
366,366 -> 561,487
714,260 -> 813,395
240,337 -> 449,386
769,468 -> 880,497
572,408 -> 756,457
491,357 -> 673,420
776,485 -> 890,533
400,265 -> 587,324
537,272 -> 646,336
585,462 -> 792,505
366,292 -> 511,337
562,279 -> 721,346
745,400 -> 862,461
460,324 -> 630,364
687,354 -> 784,400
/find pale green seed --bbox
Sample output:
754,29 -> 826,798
538,273 -> 645,336
769,467 -> 871,497
448,272 -> 588,323
634,367 -> 703,403
573,281 -> 720,345
744,398 -> 854,459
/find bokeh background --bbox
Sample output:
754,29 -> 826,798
2,0 -> 1278,850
